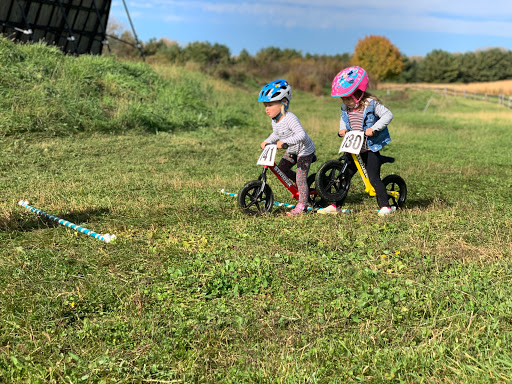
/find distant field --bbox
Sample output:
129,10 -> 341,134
383,79 -> 512,96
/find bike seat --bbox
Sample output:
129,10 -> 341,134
289,153 -> 317,163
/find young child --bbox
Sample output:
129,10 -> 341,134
258,79 -> 316,216
317,66 -> 394,216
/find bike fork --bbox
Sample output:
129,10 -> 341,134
257,167 -> 269,196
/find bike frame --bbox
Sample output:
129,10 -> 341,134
348,153 -> 400,200
258,164 -> 300,200
352,153 -> 376,196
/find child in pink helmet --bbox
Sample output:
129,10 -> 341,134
318,66 -> 395,216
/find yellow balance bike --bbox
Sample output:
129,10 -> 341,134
315,131 -> 407,209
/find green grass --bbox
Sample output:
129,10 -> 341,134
0,38 -> 248,136
1,39 -> 512,383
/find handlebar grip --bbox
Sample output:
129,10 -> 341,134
263,143 -> 288,149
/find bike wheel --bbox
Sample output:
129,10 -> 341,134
381,174 -> 407,209
315,160 -> 351,203
238,180 -> 274,215
307,173 -> 329,210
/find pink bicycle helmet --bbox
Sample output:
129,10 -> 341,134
331,66 -> 369,106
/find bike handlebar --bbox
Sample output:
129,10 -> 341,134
264,143 -> 289,149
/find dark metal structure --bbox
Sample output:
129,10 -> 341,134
0,0 -> 112,55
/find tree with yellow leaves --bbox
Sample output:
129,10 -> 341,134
352,35 -> 403,81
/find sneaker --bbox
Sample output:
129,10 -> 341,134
317,204 -> 341,214
286,203 -> 307,216
378,206 -> 396,216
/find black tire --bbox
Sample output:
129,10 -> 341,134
315,160 -> 351,203
238,180 -> 274,215
381,174 -> 407,209
307,173 -> 329,210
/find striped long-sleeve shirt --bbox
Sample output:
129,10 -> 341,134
339,99 -> 393,132
264,112 -> 315,157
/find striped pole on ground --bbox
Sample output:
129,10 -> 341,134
18,200 -> 116,243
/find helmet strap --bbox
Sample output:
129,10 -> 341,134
272,112 -> 282,122
351,92 -> 364,108
273,100 -> 289,122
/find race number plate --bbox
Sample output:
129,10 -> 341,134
257,144 -> 277,166
339,131 -> 365,154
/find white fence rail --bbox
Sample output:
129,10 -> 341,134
383,84 -> 512,109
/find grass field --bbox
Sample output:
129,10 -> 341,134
1,42 -> 512,382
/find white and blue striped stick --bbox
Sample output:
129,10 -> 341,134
18,200 -> 116,243
219,189 -> 352,213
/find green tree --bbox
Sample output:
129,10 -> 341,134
417,50 -> 459,83
237,49 -> 251,63
351,35 -> 403,81
143,38 -> 170,56
395,55 -> 419,83
182,41 -> 231,67
457,52 -> 477,83
105,18 -> 142,59
112,30 -> 140,59
255,46 -> 302,66
474,48 -> 512,81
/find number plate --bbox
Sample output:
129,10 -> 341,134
339,131 -> 365,154
257,144 -> 277,166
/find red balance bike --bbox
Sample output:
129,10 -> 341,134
238,144 -> 328,215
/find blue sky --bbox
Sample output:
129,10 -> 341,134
109,0 -> 512,57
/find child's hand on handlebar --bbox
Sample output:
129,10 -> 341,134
365,128 -> 375,137
260,141 -> 288,149
338,129 -> 348,137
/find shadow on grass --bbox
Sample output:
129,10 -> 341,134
1,207 -> 111,233
320,195 -> 450,211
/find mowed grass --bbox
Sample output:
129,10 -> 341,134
1,62 -> 512,383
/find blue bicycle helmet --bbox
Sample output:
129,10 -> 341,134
258,79 -> 292,103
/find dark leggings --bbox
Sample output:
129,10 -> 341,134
346,151 -> 390,208
278,152 -> 314,206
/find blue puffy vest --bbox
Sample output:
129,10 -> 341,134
340,99 -> 391,152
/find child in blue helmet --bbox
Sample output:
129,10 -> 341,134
258,79 -> 316,216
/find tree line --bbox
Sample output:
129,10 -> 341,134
401,48 -> 512,84
106,25 -> 512,95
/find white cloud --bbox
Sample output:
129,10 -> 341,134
127,2 -> 155,9
138,0 -> 512,19
163,14 -> 189,23
115,0 -> 512,38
